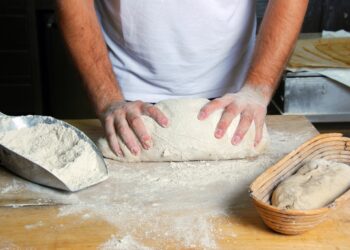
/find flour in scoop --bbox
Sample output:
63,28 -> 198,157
0,123 -> 107,191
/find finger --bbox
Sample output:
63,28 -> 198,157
231,111 -> 254,145
142,104 -> 169,127
126,113 -> 153,150
253,111 -> 266,147
115,119 -> 141,156
104,116 -> 124,157
198,99 -> 227,120
215,104 -> 240,139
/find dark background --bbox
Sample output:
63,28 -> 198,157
0,0 -> 349,118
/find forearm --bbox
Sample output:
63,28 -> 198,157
56,0 -> 124,115
245,0 -> 309,101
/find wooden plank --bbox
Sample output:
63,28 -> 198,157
0,201 -> 349,249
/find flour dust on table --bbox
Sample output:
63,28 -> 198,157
98,98 -> 269,162
0,117 -> 317,249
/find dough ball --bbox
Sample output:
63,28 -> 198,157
97,98 -> 269,162
271,159 -> 350,210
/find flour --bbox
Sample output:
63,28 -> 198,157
98,98 -> 269,162
99,235 -> 152,250
55,156 -> 274,249
0,179 -> 23,194
0,238 -> 20,250
0,122 -> 107,191
25,221 -> 44,230
0,124 -> 318,249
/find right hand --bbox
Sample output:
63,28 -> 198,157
100,100 -> 169,157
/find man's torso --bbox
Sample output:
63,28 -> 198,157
95,0 -> 256,102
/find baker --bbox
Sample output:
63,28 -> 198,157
56,0 -> 308,157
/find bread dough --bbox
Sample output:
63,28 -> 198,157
271,159 -> 350,210
97,98 -> 269,162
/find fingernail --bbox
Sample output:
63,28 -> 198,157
162,119 -> 169,127
144,139 -> 153,149
254,141 -> 260,148
131,147 -> 139,155
198,111 -> 206,120
232,135 -> 241,145
215,129 -> 223,138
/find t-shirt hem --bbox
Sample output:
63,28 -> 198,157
123,87 -> 237,103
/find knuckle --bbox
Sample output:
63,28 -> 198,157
110,109 -> 124,118
110,139 -> 120,149
129,118 -> 138,127
106,132 -> 115,140
223,92 -> 235,98
147,106 -> 164,120
235,130 -> 244,137
146,106 -> 156,114
104,115 -> 114,124
133,100 -> 143,107
225,105 -> 237,115
201,105 -> 212,113
218,121 -> 229,130
115,122 -> 127,134
237,122 -> 250,134
211,99 -> 222,107
118,126 -> 129,135
200,107 -> 208,114
255,119 -> 264,127
241,113 -> 254,121
130,117 -> 141,128
142,104 -> 153,115
255,114 -> 266,125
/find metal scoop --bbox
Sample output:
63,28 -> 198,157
0,112 -> 108,192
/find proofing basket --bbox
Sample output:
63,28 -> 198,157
249,133 -> 350,235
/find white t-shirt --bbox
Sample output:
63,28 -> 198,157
95,1 -> 256,102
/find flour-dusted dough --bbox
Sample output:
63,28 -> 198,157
97,98 -> 269,162
272,159 -> 350,210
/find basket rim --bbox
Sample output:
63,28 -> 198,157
249,192 -> 332,215
249,133 -> 350,215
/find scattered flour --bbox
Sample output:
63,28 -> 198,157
0,122 -> 107,191
0,179 -> 23,194
99,235 -> 152,250
56,155 -> 275,249
0,126 -> 317,249
25,221 -> 44,230
0,238 -> 21,250
82,213 -> 92,220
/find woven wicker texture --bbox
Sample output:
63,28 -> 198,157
249,133 -> 350,235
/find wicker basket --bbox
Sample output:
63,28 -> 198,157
249,133 -> 350,235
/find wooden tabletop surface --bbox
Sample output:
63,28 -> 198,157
1,115 -> 349,250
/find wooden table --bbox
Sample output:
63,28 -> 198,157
1,116 -> 349,249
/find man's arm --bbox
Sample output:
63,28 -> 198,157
245,0 -> 309,95
56,0 -> 123,115
199,0 -> 309,145
56,0 -> 168,156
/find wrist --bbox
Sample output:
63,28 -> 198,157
240,83 -> 273,106
96,95 -> 125,117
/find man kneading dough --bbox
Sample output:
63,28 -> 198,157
56,1 -> 308,158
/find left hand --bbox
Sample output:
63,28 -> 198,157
197,85 -> 271,146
